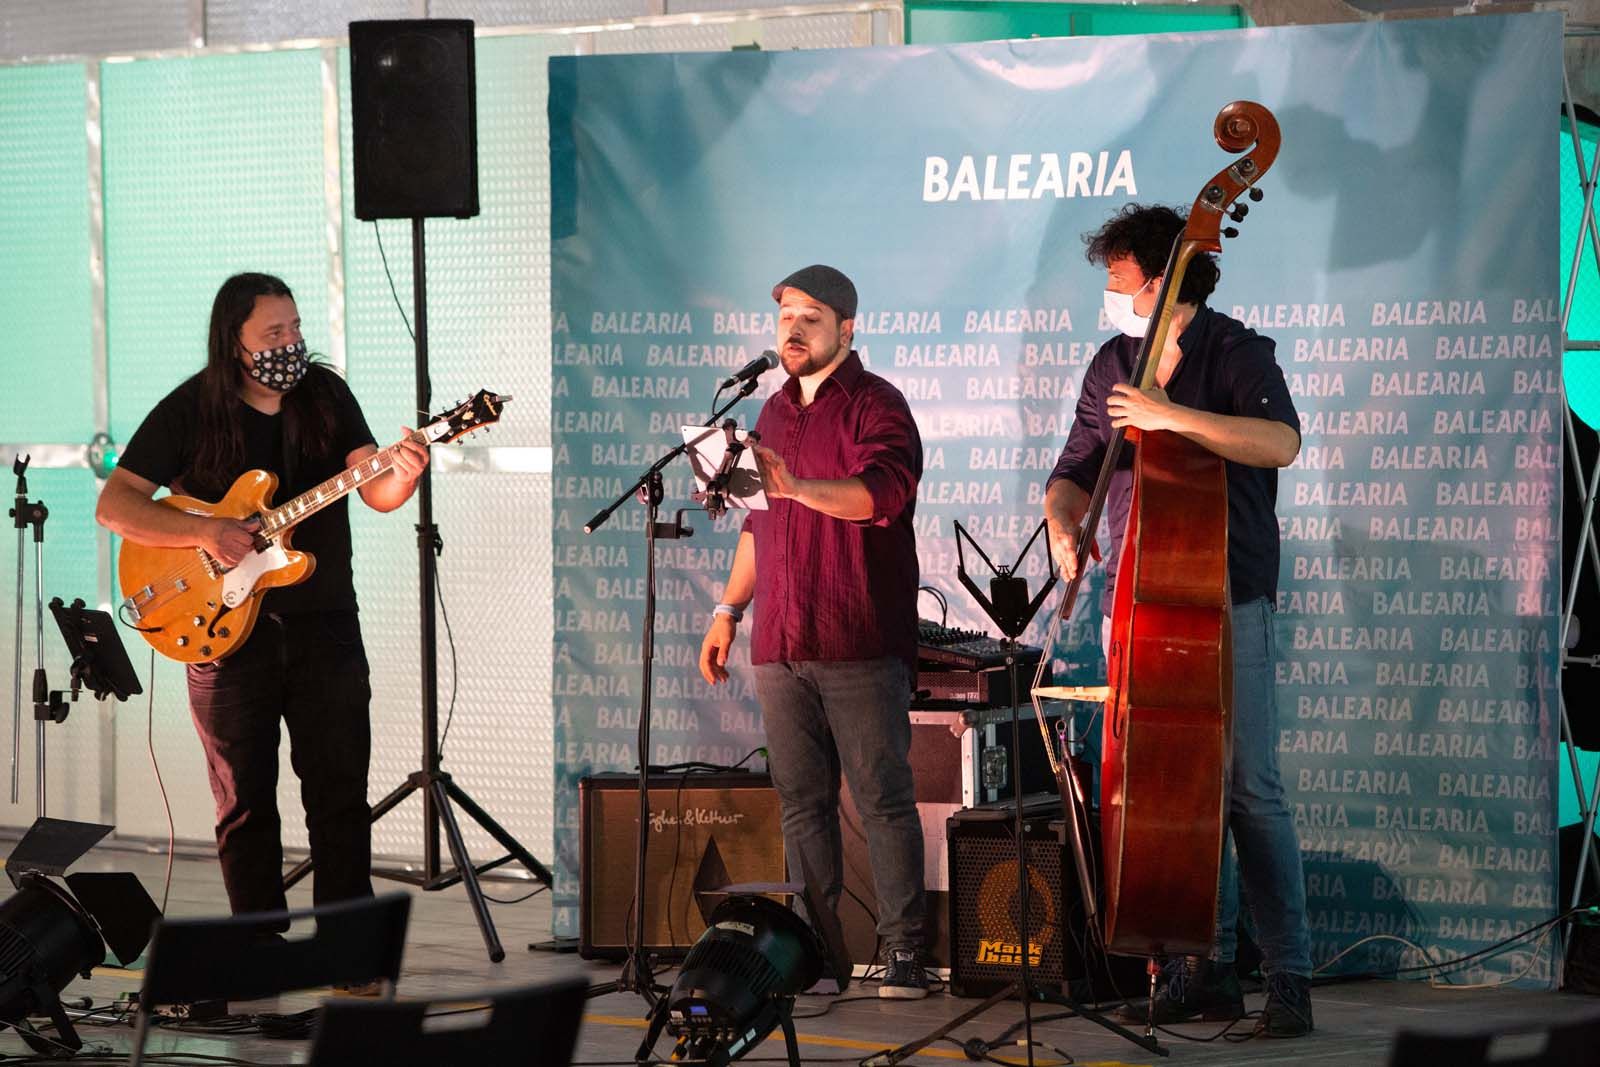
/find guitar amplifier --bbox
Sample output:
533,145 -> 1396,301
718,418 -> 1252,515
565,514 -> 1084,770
947,800 -> 1144,1000
578,772 -> 784,960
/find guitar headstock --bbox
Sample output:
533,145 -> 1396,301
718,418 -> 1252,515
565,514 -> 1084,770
426,389 -> 511,445
1182,101 -> 1281,254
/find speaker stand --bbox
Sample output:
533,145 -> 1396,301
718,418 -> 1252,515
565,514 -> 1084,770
283,216 -> 551,962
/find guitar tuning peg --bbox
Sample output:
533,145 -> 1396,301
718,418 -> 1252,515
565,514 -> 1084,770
1248,187 -> 1264,202
1223,227 -> 1240,239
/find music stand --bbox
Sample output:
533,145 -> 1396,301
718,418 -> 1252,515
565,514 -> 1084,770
46,597 -> 141,706
682,422 -> 767,519
864,520 -> 1162,1066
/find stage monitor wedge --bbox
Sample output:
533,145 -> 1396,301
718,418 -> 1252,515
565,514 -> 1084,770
349,19 -> 479,220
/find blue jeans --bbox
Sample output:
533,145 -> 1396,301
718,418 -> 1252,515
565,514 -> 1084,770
1218,598 -> 1311,977
1101,598 -> 1310,977
753,656 -> 925,950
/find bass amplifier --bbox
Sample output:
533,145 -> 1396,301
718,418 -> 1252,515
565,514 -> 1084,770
578,772 -> 784,960
947,799 -> 1144,1000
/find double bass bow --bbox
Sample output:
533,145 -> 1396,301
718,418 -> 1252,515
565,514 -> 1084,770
1031,101 -> 1282,958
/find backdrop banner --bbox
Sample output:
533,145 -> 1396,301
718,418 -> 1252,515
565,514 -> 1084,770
549,12 -> 1562,984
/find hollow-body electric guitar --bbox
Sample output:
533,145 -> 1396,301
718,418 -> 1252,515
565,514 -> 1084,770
118,389 -> 508,663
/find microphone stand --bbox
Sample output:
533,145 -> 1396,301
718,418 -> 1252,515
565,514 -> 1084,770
575,373 -> 765,1006
10,455 -> 52,815
865,520 -> 1163,1066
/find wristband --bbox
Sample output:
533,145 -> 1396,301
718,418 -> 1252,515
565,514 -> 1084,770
713,603 -> 745,623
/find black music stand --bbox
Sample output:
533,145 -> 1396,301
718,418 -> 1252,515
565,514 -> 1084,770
865,520 -> 1162,1066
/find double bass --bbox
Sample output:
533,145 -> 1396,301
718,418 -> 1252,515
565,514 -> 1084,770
1033,101 -> 1281,959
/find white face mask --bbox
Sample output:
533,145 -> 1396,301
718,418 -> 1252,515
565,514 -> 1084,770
1102,278 -> 1155,338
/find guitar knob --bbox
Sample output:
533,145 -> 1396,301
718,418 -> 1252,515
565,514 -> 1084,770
193,615 -> 204,627
1248,187 -> 1264,202
1223,227 -> 1240,238
176,636 -> 188,648
218,627 -> 231,638
200,645 -> 212,657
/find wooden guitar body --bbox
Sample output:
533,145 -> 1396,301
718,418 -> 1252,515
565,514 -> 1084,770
117,471 -> 314,664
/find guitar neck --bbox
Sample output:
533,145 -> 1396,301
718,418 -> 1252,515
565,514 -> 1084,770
259,430 -> 425,537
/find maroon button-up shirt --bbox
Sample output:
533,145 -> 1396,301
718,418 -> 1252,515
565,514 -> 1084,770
741,351 -> 922,667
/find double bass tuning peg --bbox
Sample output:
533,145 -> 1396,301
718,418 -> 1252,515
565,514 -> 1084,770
1247,186 -> 1264,202
1229,203 -> 1249,222
1222,227 -> 1240,239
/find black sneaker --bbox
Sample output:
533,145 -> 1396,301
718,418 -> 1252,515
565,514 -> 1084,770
878,947 -> 929,1000
1257,972 -> 1313,1038
1116,956 -> 1244,1024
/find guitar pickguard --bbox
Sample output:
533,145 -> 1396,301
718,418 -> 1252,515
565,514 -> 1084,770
221,541 -> 291,608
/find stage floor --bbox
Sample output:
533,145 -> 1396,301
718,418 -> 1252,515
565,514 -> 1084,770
17,846 -> 1600,1065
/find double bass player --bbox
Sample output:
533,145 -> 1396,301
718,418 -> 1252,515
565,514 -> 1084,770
1044,203 -> 1314,1039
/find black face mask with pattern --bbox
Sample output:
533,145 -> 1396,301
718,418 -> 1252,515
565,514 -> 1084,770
245,339 -> 308,392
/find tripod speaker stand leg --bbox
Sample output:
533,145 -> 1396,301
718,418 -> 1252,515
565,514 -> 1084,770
430,774 -> 504,961
443,776 -> 554,885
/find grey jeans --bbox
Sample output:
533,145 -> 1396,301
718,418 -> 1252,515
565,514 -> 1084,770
753,656 -> 925,951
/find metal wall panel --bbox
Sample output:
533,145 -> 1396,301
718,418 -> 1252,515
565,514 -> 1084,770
0,0 -> 194,60
761,11 -> 869,49
429,1 -> 648,23
591,22 -> 732,53
204,0 -> 417,47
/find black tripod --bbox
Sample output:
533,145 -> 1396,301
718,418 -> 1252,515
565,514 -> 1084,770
577,377 -> 766,1004
866,520 -> 1162,1066
282,218 -> 550,963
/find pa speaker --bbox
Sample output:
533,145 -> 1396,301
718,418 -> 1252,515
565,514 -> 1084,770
578,772 -> 784,960
349,20 -> 479,220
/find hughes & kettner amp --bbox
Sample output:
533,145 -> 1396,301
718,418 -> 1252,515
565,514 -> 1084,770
947,799 -> 1144,1000
578,771 -> 784,960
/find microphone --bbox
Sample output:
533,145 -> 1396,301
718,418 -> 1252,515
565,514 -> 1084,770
719,350 -> 779,389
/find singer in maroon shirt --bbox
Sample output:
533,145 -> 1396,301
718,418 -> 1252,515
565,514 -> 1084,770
698,264 -> 928,997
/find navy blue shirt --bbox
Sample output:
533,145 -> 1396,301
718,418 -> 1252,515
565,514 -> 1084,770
1046,304 -> 1299,614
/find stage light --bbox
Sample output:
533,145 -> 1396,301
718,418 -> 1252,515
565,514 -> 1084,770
661,894 -> 826,1067
0,819 -> 161,1055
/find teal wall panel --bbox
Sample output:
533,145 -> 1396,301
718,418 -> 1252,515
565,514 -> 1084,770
101,49 -> 330,444
0,63 -> 93,444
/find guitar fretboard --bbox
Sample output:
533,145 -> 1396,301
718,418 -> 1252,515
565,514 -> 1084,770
259,430 -> 428,537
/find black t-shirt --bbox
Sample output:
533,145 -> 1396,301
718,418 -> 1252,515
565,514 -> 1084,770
118,366 -> 377,614
1046,304 -> 1300,614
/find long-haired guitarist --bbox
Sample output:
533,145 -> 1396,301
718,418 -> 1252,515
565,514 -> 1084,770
95,272 -> 428,926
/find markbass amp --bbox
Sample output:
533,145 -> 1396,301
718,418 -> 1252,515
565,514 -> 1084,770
578,771 -> 784,960
946,800 -> 1145,1000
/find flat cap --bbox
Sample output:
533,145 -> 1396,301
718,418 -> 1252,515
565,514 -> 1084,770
771,264 -> 857,321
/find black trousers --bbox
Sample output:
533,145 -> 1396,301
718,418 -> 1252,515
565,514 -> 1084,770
186,610 -> 373,920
